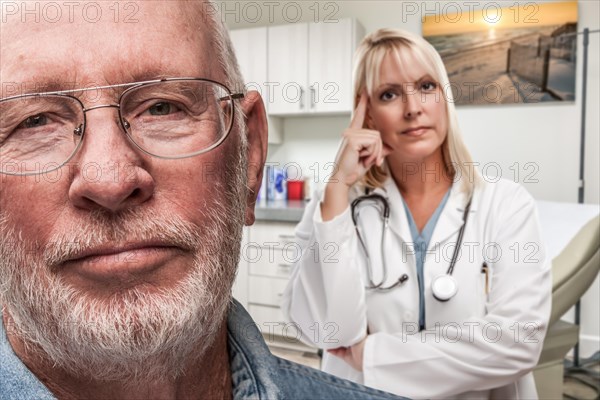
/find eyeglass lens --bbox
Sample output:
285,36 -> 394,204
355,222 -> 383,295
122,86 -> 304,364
0,80 -> 234,175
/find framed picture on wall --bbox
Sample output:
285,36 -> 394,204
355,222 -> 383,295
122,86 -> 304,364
423,1 -> 578,106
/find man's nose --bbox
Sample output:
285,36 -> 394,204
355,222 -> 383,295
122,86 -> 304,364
68,107 -> 155,213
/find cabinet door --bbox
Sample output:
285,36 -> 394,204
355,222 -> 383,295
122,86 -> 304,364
230,27 -> 282,143
230,28 -> 267,99
268,23 -> 309,116
309,19 -> 357,113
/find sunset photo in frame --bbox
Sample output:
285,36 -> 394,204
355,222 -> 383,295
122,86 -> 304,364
423,1 -> 578,106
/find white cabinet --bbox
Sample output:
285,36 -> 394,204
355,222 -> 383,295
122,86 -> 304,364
268,19 -> 365,116
229,27 -> 283,144
234,220 -> 315,351
231,18 -> 365,119
308,19 -> 362,114
229,28 -> 267,95
267,23 -> 309,115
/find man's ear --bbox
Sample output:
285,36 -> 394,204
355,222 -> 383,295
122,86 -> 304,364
239,90 -> 268,226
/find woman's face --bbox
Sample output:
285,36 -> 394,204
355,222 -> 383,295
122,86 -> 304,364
368,50 -> 448,166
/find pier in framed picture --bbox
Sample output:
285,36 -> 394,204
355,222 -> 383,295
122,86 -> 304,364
423,1 -> 578,106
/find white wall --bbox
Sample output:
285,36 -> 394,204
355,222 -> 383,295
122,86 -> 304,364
226,0 -> 600,356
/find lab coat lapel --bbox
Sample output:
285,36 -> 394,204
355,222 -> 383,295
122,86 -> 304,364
378,178 -> 412,243
429,184 -> 471,247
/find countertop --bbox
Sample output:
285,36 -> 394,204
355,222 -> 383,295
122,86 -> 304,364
254,199 -> 308,223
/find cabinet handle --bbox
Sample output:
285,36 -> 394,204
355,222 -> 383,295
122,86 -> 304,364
299,86 -> 305,110
278,234 -> 295,240
310,87 -> 316,109
277,264 -> 293,277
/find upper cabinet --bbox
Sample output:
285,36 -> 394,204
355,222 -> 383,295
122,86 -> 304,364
267,23 -> 310,115
229,27 -> 268,96
230,27 -> 282,144
308,19 -> 364,114
269,19 -> 365,116
231,19 -> 365,120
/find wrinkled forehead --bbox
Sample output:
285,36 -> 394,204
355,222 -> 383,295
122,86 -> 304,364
0,0 -> 218,97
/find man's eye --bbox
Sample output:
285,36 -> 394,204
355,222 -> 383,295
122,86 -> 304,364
147,102 -> 179,116
17,114 -> 48,129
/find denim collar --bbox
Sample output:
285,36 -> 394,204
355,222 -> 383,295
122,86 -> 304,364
226,300 -> 404,399
0,300 -> 270,399
227,299 -> 283,398
0,301 -> 315,400
0,315 -> 56,399
1,300 -> 403,399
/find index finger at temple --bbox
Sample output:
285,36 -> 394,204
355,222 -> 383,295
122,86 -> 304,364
349,92 -> 369,129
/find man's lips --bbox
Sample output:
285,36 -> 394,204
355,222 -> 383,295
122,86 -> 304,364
60,242 -> 185,281
64,242 -> 179,263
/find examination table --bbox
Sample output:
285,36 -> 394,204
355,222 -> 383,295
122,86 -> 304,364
533,201 -> 600,399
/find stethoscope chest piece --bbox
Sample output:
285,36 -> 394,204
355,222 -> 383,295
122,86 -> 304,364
431,275 -> 458,302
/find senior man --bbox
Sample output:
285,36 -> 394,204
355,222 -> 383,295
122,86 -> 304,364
0,1 -> 403,399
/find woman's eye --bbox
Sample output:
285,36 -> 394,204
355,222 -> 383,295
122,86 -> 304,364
147,102 -> 179,116
17,114 -> 48,129
379,91 -> 397,101
421,81 -> 437,91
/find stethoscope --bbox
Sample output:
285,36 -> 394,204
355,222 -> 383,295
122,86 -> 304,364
350,191 -> 473,301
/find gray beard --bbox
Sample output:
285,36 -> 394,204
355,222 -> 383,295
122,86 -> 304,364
0,155 -> 248,382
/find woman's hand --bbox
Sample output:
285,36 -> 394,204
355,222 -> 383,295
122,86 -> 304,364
321,92 -> 389,221
327,336 -> 367,372
331,92 -> 387,187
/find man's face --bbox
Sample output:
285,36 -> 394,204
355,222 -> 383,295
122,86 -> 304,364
0,1 -> 258,380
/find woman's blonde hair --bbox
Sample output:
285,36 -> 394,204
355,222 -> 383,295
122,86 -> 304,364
352,28 -> 481,194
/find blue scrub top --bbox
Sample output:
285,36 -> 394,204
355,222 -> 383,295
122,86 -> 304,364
401,188 -> 451,331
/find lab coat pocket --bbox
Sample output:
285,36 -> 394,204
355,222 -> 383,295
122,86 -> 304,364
426,262 -> 488,328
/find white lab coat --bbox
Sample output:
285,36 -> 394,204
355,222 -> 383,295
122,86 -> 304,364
281,177 -> 551,399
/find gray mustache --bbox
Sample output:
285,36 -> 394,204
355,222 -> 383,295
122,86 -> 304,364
42,209 -> 202,268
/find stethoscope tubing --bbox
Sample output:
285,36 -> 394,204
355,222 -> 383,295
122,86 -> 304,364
352,194 -> 401,290
445,198 -> 472,276
351,190 -> 473,297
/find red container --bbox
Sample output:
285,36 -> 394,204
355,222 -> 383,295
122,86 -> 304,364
287,180 -> 304,201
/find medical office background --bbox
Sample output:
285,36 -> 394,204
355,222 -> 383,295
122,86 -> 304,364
222,0 -> 600,358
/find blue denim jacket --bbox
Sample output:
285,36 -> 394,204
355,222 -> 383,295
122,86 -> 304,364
1,300 -> 404,399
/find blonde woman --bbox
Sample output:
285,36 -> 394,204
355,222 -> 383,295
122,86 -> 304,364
282,28 -> 551,399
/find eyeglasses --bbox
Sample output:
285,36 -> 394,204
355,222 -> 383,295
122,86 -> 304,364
0,78 -> 244,176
